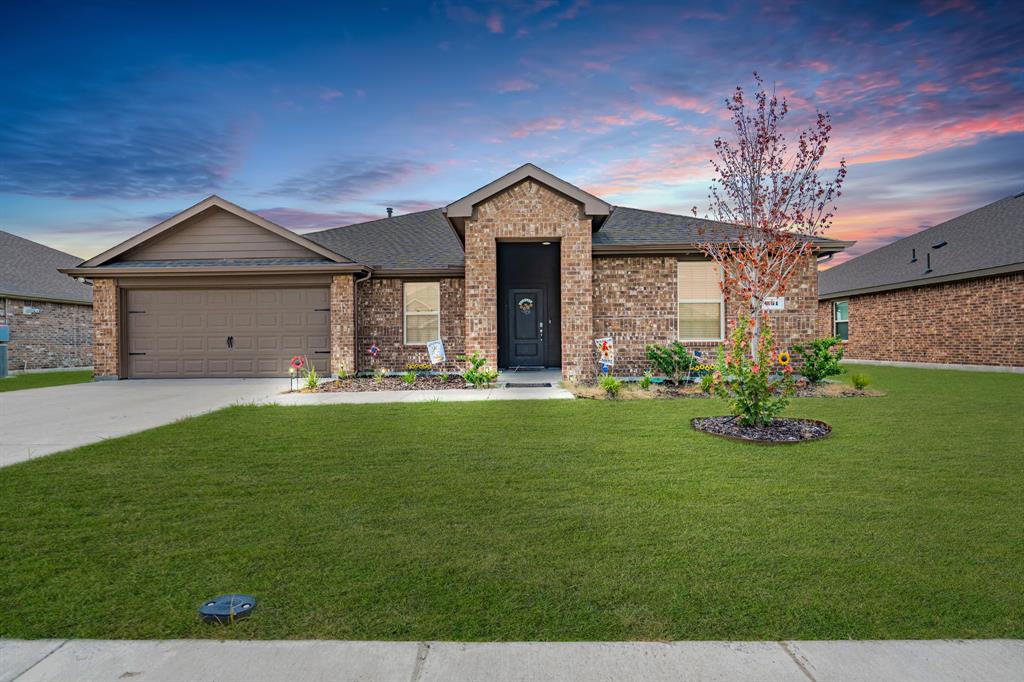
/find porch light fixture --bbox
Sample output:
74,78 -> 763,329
541,241 -> 551,245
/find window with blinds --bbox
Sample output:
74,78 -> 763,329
677,261 -> 724,341
403,282 -> 441,344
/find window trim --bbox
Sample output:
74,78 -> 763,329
833,299 -> 849,342
403,281 -> 441,346
677,261 -> 725,343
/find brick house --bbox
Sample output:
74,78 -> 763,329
1,230 -> 93,372
818,193 -> 1024,369
62,164 -> 849,381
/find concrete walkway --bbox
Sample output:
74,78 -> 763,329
0,379 -> 287,467
1,639 -> 1020,681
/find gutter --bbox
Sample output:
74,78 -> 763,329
59,264 -> 370,277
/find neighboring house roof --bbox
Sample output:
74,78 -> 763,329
0,230 -> 93,304
819,193 -> 1024,299
306,209 -> 465,271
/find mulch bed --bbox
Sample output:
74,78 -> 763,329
692,416 -> 832,443
308,376 -> 470,392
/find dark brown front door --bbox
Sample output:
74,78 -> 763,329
507,288 -> 545,368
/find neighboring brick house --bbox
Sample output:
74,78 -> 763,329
1,230 -> 93,372
61,164 -> 849,381
819,193 -> 1024,369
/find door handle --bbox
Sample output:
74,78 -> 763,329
226,336 -> 234,349
539,321 -> 543,340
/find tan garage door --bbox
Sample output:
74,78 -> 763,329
125,288 -> 330,378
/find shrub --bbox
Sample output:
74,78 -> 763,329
639,371 -> 653,390
699,373 -> 714,394
457,352 -> 499,389
645,342 -> 696,385
400,371 -> 416,385
850,373 -> 870,390
599,374 -> 623,398
438,373 -> 449,382
335,364 -> 349,380
304,363 -> 320,390
792,336 -> 845,383
373,368 -> 387,384
706,315 -> 795,426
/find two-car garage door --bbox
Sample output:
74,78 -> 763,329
125,288 -> 330,378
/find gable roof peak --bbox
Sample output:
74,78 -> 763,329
445,162 -> 611,218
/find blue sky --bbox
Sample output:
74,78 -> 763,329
2,0 -> 1022,263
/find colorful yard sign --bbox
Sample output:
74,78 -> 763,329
426,339 -> 446,365
594,337 -> 615,366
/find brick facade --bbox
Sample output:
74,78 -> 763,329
91,278 -> 119,378
591,254 -> 820,377
1,297 -> 92,371
463,179 -> 593,381
330,274 -> 356,376
356,277 -> 465,373
592,256 -> 677,375
818,271 -> 1024,367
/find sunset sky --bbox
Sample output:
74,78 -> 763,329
2,0 -> 1022,265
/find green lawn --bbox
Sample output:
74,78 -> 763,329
0,369 -> 92,392
1,365 -> 1021,641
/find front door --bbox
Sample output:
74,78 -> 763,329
507,288 -> 545,368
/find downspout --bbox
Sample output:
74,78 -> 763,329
353,269 -> 372,374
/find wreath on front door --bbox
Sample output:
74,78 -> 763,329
518,297 -> 534,315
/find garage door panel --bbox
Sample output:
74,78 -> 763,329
126,287 -> 331,378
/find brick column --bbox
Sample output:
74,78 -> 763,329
463,231 -> 498,368
560,229 -> 593,382
92,278 -> 119,379
330,274 -> 356,376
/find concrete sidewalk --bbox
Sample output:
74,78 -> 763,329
2,639 -> 1020,681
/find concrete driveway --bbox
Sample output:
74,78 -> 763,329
0,379 -> 288,467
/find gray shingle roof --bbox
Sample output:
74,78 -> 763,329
101,258 -> 335,268
305,209 -> 465,270
0,230 -> 92,304
819,193 -> 1024,298
596,206 -> 850,249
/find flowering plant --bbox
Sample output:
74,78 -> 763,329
707,315 -> 794,426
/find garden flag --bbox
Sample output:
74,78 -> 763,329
426,339 -> 446,365
594,337 -> 615,366
368,343 -> 380,358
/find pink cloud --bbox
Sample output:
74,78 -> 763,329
834,112 -> 1024,164
633,84 -> 712,113
486,10 -> 504,33
496,78 -> 538,93
509,116 -> 567,138
803,60 -> 832,73
916,82 -> 948,94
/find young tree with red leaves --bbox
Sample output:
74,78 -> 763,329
695,73 -> 847,361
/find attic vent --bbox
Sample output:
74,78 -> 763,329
924,252 -> 932,274
910,248 -> 917,263
932,240 -> 947,249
